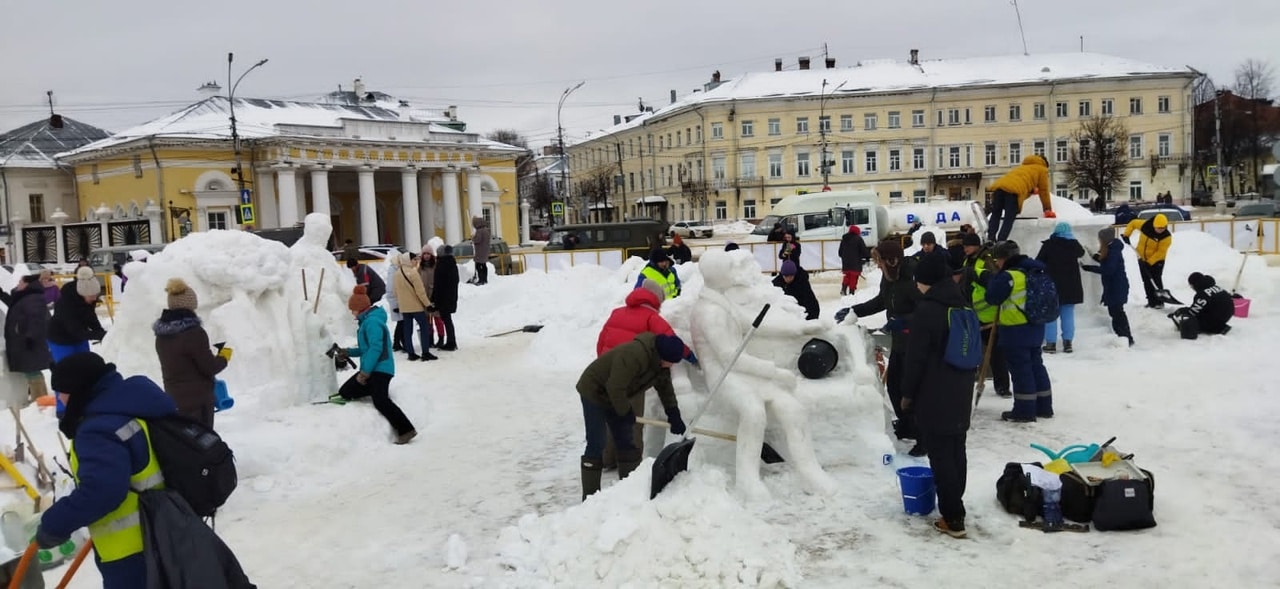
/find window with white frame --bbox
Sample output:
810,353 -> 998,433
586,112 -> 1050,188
1129,97 -> 1143,115
964,145 -> 973,168
768,118 -> 781,136
1079,100 -> 1092,117
1056,101 -> 1069,118
743,199 -> 756,218
1056,139 -> 1069,163
712,155 -> 726,181
133,155 -> 143,178
840,114 -> 853,132
796,152 -> 811,177
1033,103 -> 1046,120
1128,181 -> 1142,200
985,143 -> 997,166
819,115 -> 831,133
1009,104 -> 1022,121
889,149 -> 901,172
1158,133 -> 1171,157
740,152 -> 757,178
1158,96 -> 1171,114
741,120 -> 754,137
28,193 -> 45,223
947,109 -> 960,125
912,147 -> 925,170
1079,139 -> 1091,158
865,150 -> 878,173
864,113 -> 878,131
1128,135 -> 1143,159
936,110 -> 945,127
711,122 -> 724,140
912,110 -> 925,127
1056,184 -> 1069,199
888,111 -> 901,129
948,146 -> 961,168
1101,98 -> 1114,116
964,108 -> 972,125
984,105 -> 997,123
913,189 -> 928,204
207,210 -> 229,231
715,200 -> 727,220
796,117 -> 809,134
677,132 -> 682,147
841,149 -> 855,174
1033,141 -> 1046,158
768,152 -> 783,178
686,128 -> 691,144
1009,141 -> 1022,163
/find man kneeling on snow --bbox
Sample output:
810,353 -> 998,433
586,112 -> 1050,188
1168,272 -> 1234,339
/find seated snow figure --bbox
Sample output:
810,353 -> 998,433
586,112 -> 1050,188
1169,272 -> 1234,339
691,249 -> 837,500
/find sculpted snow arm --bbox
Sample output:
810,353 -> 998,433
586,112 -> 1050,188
694,302 -> 782,382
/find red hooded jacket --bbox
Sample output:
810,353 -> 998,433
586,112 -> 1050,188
595,288 -> 676,356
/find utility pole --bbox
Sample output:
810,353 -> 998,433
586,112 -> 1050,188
1187,67 -> 1227,206
227,52 -> 269,195
819,78 -> 846,190
557,82 -> 585,224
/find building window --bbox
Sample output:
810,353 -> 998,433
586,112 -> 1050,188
207,210 -> 229,231
1056,184 -> 1069,199
1009,141 -> 1022,163
796,152 -> 811,177
984,105 -> 997,123
949,146 -> 961,168
947,109 -> 960,125
841,150 -> 856,174
1056,139 -> 1069,163
133,155 -> 144,178
1128,135 -> 1143,159
936,110 -> 945,127
964,108 -> 972,125
1101,98 -> 1114,116
1056,101 -> 1069,118
91,164 -> 100,184
984,143 -> 997,166
768,118 -> 781,136
1009,104 -> 1022,122
666,134 -> 672,150
865,151 -> 878,173
818,115 -> 831,133
1079,100 -> 1092,117
796,117 -> 809,134
1079,139 -> 1092,159
741,120 -> 754,137
743,199 -> 756,219
864,113 -> 878,131
889,149 -> 901,172
888,111 -> 901,129
913,189 -> 928,204
1129,97 -> 1143,115
1033,103 -> 1046,120
768,152 -> 783,178
711,122 -> 724,140
715,200 -> 728,220
1158,96 -> 1171,114
1128,181 -> 1143,201
1158,133 -> 1171,157
629,173 -> 635,191
965,145 -> 972,168
889,190 -> 903,201
840,114 -> 853,132
28,194 -> 45,223
770,197 -> 782,207
740,152 -> 757,178
1033,141 -> 1046,158
912,148 -> 925,170
911,110 -> 925,128
696,127 -> 703,143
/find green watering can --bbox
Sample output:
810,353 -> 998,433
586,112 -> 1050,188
1030,443 -> 1099,464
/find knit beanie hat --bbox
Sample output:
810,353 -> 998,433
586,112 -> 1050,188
653,334 -> 687,363
165,278 -> 198,311
919,232 -> 937,246
51,351 -> 117,438
780,260 -> 798,276
961,233 -> 982,247
640,278 -> 666,302
915,253 -> 949,286
348,285 -> 372,313
1051,221 -> 1074,239
1097,227 -> 1116,243
75,267 -> 100,297
993,240 -> 1021,260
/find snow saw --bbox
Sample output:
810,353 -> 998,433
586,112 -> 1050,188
650,304 -> 770,500
326,343 -> 356,371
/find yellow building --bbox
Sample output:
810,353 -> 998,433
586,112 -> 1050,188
566,51 -> 1198,222
57,87 -> 524,254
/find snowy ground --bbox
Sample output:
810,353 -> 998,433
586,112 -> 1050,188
7,229 -> 1279,587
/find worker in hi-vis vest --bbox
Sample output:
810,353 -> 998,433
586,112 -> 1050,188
635,248 -> 682,299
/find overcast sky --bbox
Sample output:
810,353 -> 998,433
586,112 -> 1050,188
2,0 -> 1276,148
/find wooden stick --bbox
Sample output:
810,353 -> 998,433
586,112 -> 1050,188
9,408 -> 51,488
636,416 -> 738,442
312,268 -> 326,314
302,269 -> 309,301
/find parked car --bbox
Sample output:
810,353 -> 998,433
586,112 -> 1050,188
545,220 -> 670,258
1135,206 -> 1192,222
87,244 -> 166,273
330,244 -> 403,262
669,220 -> 714,239
452,238 -> 523,275
1189,190 -> 1216,207
1232,201 -> 1280,219
529,224 -> 552,241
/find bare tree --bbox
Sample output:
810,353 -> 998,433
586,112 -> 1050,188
1064,116 -> 1130,205
528,173 -> 556,218
576,165 -> 616,222
484,129 -> 530,150
1234,59 -> 1276,190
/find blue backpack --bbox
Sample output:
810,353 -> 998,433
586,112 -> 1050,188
1016,266 -> 1061,324
944,307 -> 983,370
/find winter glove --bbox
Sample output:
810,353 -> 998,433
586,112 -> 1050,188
1043,210 -> 1057,218
1091,252 -> 1102,262
35,525 -> 66,549
392,308 -> 399,314
834,307 -> 851,323
665,407 -> 686,436
217,346 -> 233,363
683,350 -> 699,367
426,305 -> 436,312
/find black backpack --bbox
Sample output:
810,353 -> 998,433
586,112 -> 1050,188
146,415 -> 237,518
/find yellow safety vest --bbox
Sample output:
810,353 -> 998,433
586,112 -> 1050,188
969,258 -> 997,323
997,270 -> 1029,326
69,419 -> 164,562
640,266 -> 679,299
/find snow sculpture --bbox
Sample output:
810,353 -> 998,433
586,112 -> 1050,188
689,249 -> 838,499
286,213 -> 357,403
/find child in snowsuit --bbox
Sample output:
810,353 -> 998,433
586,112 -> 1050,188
1169,272 -> 1234,339
1035,222 -> 1085,353
1082,227 -> 1135,346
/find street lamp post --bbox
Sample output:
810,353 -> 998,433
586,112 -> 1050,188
557,81 -> 584,224
227,52 -> 269,195
819,79 -> 846,190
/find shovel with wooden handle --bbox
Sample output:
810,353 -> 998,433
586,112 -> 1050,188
636,417 -> 784,464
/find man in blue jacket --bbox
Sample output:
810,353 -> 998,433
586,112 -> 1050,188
984,241 -> 1053,422
329,285 -> 417,444
38,352 -> 178,589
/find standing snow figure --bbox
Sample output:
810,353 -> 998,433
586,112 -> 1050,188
288,213 -> 355,403
692,249 -> 837,500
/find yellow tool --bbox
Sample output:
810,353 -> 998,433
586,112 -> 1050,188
1044,457 -> 1071,475
1101,450 -> 1121,467
0,452 -> 40,504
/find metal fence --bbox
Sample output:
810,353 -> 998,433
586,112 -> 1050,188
1164,218 -> 1279,254
514,239 -> 849,274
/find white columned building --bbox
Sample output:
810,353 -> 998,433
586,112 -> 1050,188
466,168 -> 484,229
418,172 -> 435,246
310,166 -> 331,216
401,167 -> 422,252
441,169 -> 462,243
275,165 -> 299,227
255,168 -> 279,229
357,165 -> 379,244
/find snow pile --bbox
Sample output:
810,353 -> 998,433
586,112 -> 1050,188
497,465 -> 800,588
1162,230 -> 1276,303
1018,195 -> 1096,220
714,220 -> 759,236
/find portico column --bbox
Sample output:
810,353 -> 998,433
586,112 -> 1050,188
295,173 -> 307,219
418,171 -> 435,245
144,201 -> 162,242
442,168 -> 462,244
275,165 -> 299,227
466,168 -> 484,233
255,168 -> 278,228
50,209 -> 69,265
310,166 -> 331,216
401,167 -> 422,252
358,165 -> 379,245
520,198 -> 531,245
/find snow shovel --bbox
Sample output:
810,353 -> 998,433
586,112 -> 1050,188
650,304 -> 771,499
486,324 -> 544,337
636,417 -> 785,464
973,308 -> 1002,409
1154,288 -> 1183,306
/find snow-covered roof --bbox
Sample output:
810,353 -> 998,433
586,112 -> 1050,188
59,96 -> 522,159
573,52 -> 1194,146
0,116 -> 110,168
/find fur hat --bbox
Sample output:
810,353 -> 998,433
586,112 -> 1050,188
640,278 -> 666,303
165,277 -> 198,311
75,267 -> 100,297
875,240 -> 904,263
915,253 -> 949,286
780,260 -> 798,276
349,285 -> 372,313
653,334 -> 686,364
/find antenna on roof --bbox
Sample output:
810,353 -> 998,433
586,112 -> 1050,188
46,90 -> 63,129
1011,0 -> 1029,56
1080,35 -> 1084,53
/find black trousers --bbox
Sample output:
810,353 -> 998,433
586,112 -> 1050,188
475,260 -> 489,284
981,326 -> 1010,394
986,189 -> 1020,242
921,430 -> 968,525
1138,261 -> 1166,305
338,372 -> 415,436
393,320 -> 407,349
438,312 -> 456,347
885,349 -> 915,439
1107,304 -> 1133,340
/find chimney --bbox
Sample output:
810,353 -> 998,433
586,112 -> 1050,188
798,56 -> 811,70
613,115 -> 622,125
397,100 -> 412,121
670,89 -> 677,104
197,81 -> 223,98
825,57 -> 836,69
909,49 -> 919,65
446,105 -> 458,121
353,77 -> 366,97
712,70 -> 721,83
775,58 -> 783,72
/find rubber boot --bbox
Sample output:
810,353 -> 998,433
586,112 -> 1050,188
581,456 -> 603,501
616,448 -> 642,480
1062,340 -> 1073,354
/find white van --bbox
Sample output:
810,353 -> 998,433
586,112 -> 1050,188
745,190 -> 985,243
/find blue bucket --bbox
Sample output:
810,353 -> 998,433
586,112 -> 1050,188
896,466 -> 936,516
214,380 -> 234,412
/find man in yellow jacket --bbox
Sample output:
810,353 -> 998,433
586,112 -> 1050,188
1123,213 -> 1174,308
986,155 -> 1054,243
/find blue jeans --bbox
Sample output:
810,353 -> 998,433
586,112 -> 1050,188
1003,344 -> 1053,418
400,312 -> 431,355
1044,304 -> 1076,344
582,398 -> 635,459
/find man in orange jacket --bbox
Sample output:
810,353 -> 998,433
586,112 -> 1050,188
986,155 -> 1054,242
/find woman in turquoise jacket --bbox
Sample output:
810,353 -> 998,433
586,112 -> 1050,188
329,285 -> 417,444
